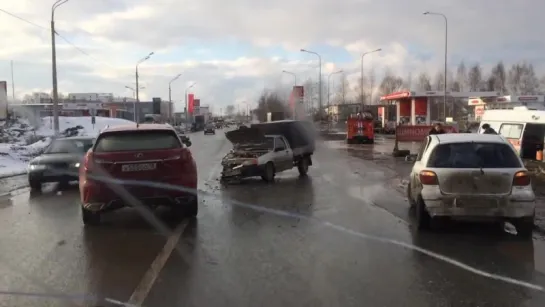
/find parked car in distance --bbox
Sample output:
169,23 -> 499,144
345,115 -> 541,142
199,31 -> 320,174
204,123 -> 216,135
406,133 -> 535,237
78,124 -> 198,225
28,136 -> 95,191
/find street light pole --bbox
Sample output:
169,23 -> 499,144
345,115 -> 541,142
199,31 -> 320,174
327,70 -> 343,112
282,70 -> 297,86
135,52 -> 154,122
424,11 -> 448,118
360,48 -> 382,108
301,49 -> 322,118
168,73 -> 182,123
126,85 -> 145,99
185,82 -> 196,126
125,86 -> 136,99
51,0 -> 71,136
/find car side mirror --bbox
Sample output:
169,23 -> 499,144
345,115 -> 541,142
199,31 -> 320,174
405,154 -> 417,162
184,140 -> 192,147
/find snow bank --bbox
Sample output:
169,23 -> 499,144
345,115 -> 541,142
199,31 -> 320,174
36,116 -> 134,137
0,116 -> 134,178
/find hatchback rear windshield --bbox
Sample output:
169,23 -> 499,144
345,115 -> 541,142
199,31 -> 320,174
94,130 -> 181,152
427,142 -> 521,168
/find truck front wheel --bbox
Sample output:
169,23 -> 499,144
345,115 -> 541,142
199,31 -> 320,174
261,162 -> 275,182
297,157 -> 309,176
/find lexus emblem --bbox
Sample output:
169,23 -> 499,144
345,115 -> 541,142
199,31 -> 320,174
135,153 -> 143,158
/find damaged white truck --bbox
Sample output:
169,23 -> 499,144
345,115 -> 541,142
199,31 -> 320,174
221,120 -> 315,182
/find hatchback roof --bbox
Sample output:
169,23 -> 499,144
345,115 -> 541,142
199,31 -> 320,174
432,133 -> 506,144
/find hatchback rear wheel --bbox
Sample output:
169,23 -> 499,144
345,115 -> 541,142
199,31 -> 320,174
415,198 -> 431,231
513,216 -> 534,238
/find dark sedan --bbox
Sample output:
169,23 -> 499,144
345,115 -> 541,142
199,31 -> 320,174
204,124 -> 216,135
27,136 -> 95,191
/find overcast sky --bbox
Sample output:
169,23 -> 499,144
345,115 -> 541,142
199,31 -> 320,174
0,0 -> 541,112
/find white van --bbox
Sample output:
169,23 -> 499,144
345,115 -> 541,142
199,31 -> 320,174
480,106 -> 545,159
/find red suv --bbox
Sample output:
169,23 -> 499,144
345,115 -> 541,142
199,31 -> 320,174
78,124 -> 198,225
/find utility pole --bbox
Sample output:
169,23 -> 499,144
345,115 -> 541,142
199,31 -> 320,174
50,0 -> 72,134
10,60 -> 15,100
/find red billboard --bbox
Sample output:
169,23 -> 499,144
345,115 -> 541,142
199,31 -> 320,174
188,93 -> 194,114
414,98 -> 427,115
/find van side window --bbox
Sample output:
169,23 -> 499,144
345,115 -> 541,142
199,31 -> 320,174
499,123 -> 523,139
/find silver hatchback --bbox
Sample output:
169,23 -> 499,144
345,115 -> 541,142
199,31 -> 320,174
407,133 -> 535,236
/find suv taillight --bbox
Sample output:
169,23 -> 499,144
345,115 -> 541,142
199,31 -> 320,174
513,171 -> 531,186
82,152 -> 94,174
164,148 -> 192,164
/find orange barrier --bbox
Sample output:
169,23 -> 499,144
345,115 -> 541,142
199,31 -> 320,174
393,125 -> 458,156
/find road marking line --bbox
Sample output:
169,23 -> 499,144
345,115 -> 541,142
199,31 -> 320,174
127,219 -> 189,306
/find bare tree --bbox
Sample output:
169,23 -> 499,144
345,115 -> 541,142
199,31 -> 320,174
468,64 -> 484,91
354,75 -> 368,105
404,72 -> 413,90
434,72 -> 445,91
334,73 -> 350,104
520,63 -> 539,94
456,61 -> 468,92
417,72 -> 432,91
225,105 -> 235,116
254,89 -> 288,122
507,62 -> 539,95
368,67 -> 376,103
539,76 -> 545,94
486,61 -> 507,93
379,68 -> 404,97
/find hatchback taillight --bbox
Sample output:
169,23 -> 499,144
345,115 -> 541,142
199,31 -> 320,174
513,171 -> 531,186
419,170 -> 438,185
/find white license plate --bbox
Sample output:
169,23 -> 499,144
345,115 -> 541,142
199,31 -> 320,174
454,199 -> 497,208
121,163 -> 157,172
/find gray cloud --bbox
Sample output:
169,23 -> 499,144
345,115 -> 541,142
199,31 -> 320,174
1,0 -> 543,110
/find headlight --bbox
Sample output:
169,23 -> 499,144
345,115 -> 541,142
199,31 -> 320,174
28,164 -> 46,171
74,162 -> 80,168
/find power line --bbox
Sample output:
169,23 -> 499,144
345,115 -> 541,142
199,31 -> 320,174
0,8 -> 47,31
0,7 -> 117,68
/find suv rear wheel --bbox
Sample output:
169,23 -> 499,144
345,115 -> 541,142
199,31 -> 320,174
81,206 -> 101,226
172,198 -> 199,219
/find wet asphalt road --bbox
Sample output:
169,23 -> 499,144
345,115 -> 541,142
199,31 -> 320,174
0,131 -> 545,306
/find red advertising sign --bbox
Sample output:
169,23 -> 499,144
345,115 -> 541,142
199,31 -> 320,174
396,125 -> 458,142
289,86 -> 304,112
188,94 -> 194,114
